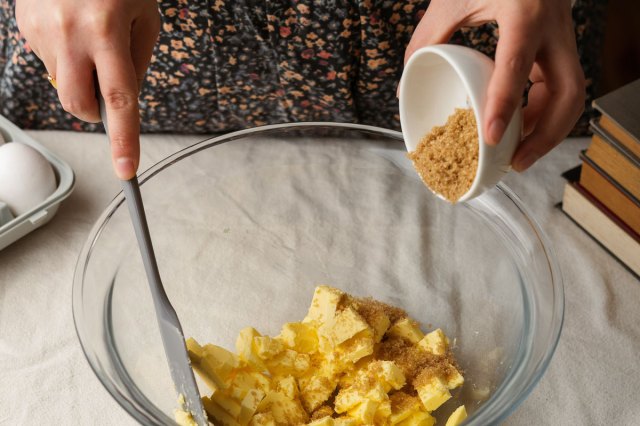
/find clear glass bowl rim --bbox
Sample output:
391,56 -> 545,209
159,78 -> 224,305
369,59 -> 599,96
72,122 -> 564,425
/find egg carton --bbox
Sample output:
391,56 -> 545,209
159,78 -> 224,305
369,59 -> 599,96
0,114 -> 75,251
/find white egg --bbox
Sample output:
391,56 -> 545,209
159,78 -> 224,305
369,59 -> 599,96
0,142 -> 57,216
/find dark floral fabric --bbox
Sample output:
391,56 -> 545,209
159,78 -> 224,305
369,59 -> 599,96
0,0 -> 605,135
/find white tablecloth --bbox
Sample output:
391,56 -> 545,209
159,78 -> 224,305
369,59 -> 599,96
0,130 -> 638,425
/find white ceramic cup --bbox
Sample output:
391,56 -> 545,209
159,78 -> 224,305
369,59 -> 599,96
399,44 -> 522,202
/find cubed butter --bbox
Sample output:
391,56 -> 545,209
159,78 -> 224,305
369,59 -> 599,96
397,411 -> 436,426
186,338 -> 205,363
236,327 -> 266,370
265,349 -> 310,377
238,388 -> 266,425
445,405 -> 467,426
336,330 -> 374,364
307,416 -> 335,426
199,344 -> 240,390
202,395 -> 240,426
389,394 -> 422,424
416,376 -> 451,412
257,391 -> 308,424
334,388 -> 362,414
274,375 -> 299,400
303,285 -> 344,326
347,399 -> 379,424
299,373 -> 338,413
253,336 -> 284,360
388,318 -> 424,344
249,412 -> 276,426
374,399 -> 392,424
278,322 -> 319,353
329,306 -> 371,345
417,329 -> 450,356
334,417 -> 359,426
370,360 -> 405,392
446,367 -> 464,390
228,370 -> 271,401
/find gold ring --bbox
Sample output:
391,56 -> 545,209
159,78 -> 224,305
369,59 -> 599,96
47,74 -> 58,89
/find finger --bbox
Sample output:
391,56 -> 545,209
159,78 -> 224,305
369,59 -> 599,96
522,65 -> 547,137
55,51 -> 100,123
404,0 -> 464,64
484,18 -> 538,146
511,50 -> 585,171
522,81 -> 549,137
130,9 -> 161,90
94,47 -> 141,181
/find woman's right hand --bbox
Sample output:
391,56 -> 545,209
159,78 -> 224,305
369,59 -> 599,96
16,0 -> 160,180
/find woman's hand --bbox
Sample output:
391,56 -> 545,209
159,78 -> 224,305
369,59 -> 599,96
16,0 -> 160,180
405,0 -> 585,171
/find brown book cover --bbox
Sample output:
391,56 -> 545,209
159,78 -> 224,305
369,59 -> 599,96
592,78 -> 640,157
561,168 -> 640,278
579,152 -> 640,235
585,125 -> 640,200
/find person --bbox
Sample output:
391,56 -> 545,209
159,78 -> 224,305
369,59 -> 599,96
3,0 -> 595,180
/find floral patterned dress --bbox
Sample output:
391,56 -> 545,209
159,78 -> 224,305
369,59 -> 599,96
0,0 -> 605,135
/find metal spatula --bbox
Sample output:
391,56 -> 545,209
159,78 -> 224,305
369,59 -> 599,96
98,93 -> 208,426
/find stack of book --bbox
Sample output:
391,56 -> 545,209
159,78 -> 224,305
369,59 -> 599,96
561,79 -> 640,277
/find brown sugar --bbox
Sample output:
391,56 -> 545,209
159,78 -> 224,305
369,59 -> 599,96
376,335 -> 460,390
408,108 -> 479,203
350,296 -> 408,325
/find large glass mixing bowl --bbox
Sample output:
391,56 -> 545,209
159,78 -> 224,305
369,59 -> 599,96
73,123 -> 563,425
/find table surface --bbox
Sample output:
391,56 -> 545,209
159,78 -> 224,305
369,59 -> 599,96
0,130 -> 638,426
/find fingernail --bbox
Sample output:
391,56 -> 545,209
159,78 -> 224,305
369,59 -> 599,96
513,152 -> 539,172
115,157 -> 136,180
488,118 -> 506,145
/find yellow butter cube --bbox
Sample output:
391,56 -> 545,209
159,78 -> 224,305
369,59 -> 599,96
334,417 -> 358,426
259,391 -> 308,424
236,327 -> 266,370
238,389 -> 266,426
186,339 -> 219,392
228,370 -> 271,400
212,390 -> 243,419
299,373 -> 338,413
249,412 -> 276,426
279,322 -> 319,353
446,367 -> 464,390
303,285 -> 344,326
349,299 -> 391,343
388,318 -> 424,344
417,329 -> 450,356
397,411 -> 436,426
265,349 -> 310,377
370,360 -> 406,392
329,306 -> 371,345
389,393 -> 422,424
336,329 -> 374,365
203,395 -> 240,426
186,338 -> 204,363
307,416 -> 335,426
347,399 -> 379,424
334,388 -> 362,414
194,344 -> 240,391
274,375 -> 299,400
445,405 -> 467,426
374,399 -> 392,424
253,336 -> 284,360
417,376 -> 451,412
